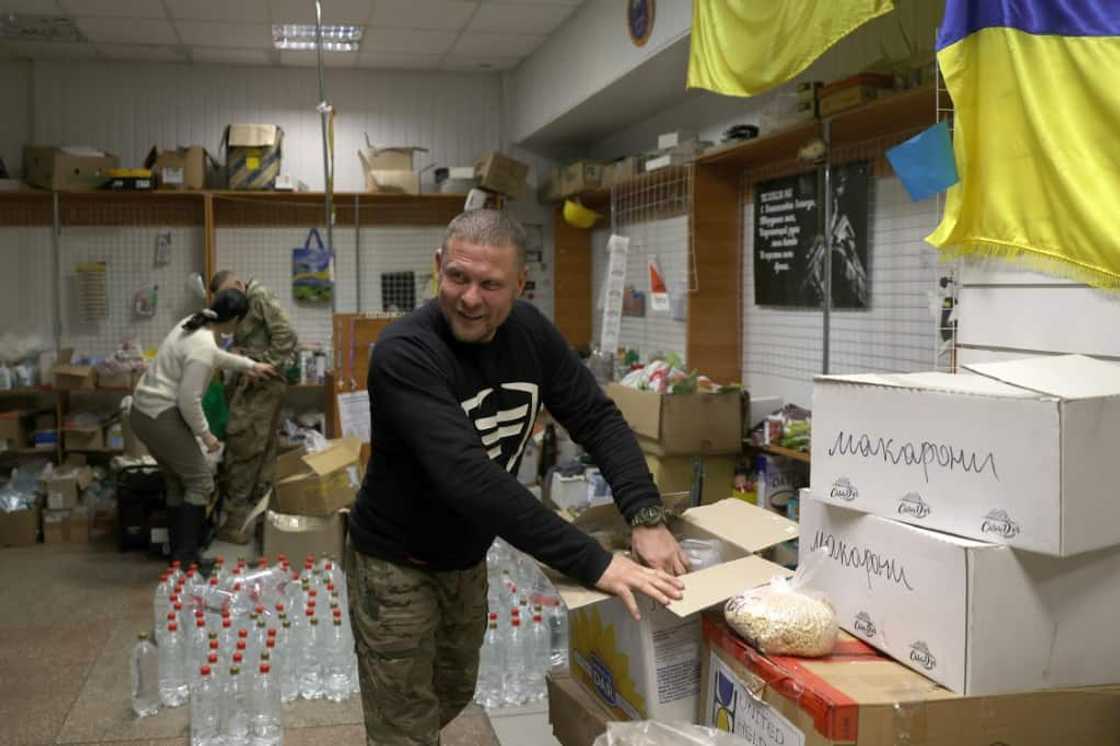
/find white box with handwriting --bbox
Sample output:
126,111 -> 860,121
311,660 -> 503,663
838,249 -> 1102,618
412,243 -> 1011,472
800,494 -> 1120,695
809,354 -> 1120,556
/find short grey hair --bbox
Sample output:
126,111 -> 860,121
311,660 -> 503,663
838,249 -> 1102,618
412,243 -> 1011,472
441,209 -> 527,267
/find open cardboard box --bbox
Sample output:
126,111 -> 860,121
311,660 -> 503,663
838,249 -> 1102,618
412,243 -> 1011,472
549,498 -> 797,722
607,384 -> 742,456
42,455 -> 93,510
810,354 -> 1120,556
52,349 -> 97,390
272,437 -> 363,515
800,492 -> 1120,695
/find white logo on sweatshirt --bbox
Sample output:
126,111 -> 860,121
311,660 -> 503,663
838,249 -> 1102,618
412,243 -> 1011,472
460,383 -> 539,472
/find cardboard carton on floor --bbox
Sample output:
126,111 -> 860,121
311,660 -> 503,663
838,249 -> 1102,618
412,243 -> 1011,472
700,613 -> 1120,746
800,494 -> 1120,695
68,507 -> 91,544
43,509 -> 70,544
810,354 -> 1120,556
272,437 -> 363,515
42,455 -> 93,510
552,498 -> 797,722
263,509 -> 346,562
23,146 -> 118,190
223,124 -> 283,190
607,384 -> 742,456
0,504 -> 40,547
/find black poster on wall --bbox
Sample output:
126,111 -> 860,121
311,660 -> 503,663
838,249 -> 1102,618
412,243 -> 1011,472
753,161 -> 871,309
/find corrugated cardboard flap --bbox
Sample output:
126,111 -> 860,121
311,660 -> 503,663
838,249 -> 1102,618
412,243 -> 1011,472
267,510 -> 340,532
817,370 -> 1034,398
681,498 -> 798,552
964,354 -> 1120,400
666,555 -> 789,617
228,124 -> 280,147
301,436 -> 362,476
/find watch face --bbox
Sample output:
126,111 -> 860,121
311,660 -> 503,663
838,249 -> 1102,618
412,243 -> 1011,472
627,0 -> 655,47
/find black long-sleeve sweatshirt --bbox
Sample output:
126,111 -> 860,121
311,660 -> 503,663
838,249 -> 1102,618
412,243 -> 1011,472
347,299 -> 661,587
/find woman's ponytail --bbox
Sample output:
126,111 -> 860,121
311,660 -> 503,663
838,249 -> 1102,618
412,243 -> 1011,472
182,292 -> 247,332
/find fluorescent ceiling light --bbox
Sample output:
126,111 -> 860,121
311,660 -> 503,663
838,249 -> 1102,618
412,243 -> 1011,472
1,14 -> 86,43
272,24 -> 362,52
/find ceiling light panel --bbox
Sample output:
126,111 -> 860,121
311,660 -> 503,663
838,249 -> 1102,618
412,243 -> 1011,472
273,23 -> 363,52
0,13 -> 85,42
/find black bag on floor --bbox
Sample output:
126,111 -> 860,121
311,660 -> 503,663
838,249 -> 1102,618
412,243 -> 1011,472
115,464 -> 166,552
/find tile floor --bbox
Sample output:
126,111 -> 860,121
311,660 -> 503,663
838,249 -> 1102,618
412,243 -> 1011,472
0,541 -> 503,746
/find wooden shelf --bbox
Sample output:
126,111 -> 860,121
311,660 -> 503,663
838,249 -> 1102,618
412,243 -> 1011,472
829,84 -> 936,147
0,387 -> 56,397
698,122 -> 820,171
0,447 -> 58,457
759,443 -> 811,464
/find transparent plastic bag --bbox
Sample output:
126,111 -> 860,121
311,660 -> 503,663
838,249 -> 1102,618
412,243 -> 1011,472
592,721 -> 754,746
677,538 -> 724,571
723,556 -> 838,658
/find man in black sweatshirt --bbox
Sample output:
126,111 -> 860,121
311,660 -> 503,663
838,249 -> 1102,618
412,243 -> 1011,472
346,209 -> 687,745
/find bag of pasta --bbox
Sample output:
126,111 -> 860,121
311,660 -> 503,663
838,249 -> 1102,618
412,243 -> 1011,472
723,560 -> 837,658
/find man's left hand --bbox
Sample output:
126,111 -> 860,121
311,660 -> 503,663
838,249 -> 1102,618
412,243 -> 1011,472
631,525 -> 690,576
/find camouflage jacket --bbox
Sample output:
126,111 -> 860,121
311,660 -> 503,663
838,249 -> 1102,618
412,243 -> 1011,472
234,280 -> 298,368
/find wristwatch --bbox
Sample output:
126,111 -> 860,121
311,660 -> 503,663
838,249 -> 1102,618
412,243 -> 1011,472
629,504 -> 670,529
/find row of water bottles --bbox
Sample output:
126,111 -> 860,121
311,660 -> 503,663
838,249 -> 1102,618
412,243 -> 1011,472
476,539 -> 569,709
132,554 -> 361,745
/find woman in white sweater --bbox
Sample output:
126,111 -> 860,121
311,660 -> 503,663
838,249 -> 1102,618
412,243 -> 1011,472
131,288 -> 276,568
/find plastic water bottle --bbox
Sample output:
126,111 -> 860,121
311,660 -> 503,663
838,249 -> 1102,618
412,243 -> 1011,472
131,632 -> 160,718
299,614 -> 323,700
503,616 -> 528,705
278,620 -> 299,704
221,655 -> 250,746
475,613 -> 505,708
333,608 -> 360,696
324,617 -> 350,702
548,601 -> 569,670
190,664 -> 220,746
527,613 -> 550,702
188,618 -> 209,676
159,623 -> 189,707
251,663 -> 282,746
154,572 -> 172,629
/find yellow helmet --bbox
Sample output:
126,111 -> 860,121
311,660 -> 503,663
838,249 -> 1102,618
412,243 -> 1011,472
562,199 -> 603,229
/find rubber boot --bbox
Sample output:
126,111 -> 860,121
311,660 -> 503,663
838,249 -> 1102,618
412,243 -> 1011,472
216,500 -> 254,545
175,504 -> 214,577
165,505 -> 180,560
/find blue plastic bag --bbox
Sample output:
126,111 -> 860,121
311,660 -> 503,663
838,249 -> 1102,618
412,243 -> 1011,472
292,228 -> 333,304
886,121 -> 959,202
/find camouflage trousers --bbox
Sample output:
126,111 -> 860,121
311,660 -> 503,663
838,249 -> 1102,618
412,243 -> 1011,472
344,539 -> 488,746
221,375 -> 287,505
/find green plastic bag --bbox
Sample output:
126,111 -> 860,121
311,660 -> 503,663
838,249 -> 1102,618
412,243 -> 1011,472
202,378 -> 229,440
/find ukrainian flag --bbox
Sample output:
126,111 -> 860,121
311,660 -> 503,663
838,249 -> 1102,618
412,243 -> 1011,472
928,1 -> 1120,288
687,0 -> 894,98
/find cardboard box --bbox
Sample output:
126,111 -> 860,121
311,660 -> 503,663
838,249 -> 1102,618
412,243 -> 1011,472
64,427 -> 104,452
363,169 -> 420,195
657,130 -> 697,150
43,509 -> 69,544
560,161 -> 603,198
144,145 -> 214,190
68,508 -> 91,544
701,612 -> 1120,746
818,85 -> 881,116
263,509 -> 346,562
42,457 -> 93,510
644,453 -> 737,506
0,409 -> 30,449
0,504 -> 39,547
800,495 -> 1120,695
810,354 -> 1120,556
52,350 -> 97,390
272,437 -> 363,515
547,673 -> 616,746
359,144 -> 426,171
554,498 -> 796,722
607,384 -> 742,456
224,124 -> 283,190
475,151 -> 529,199
96,368 -> 142,390
602,156 -> 640,189
23,146 -> 119,190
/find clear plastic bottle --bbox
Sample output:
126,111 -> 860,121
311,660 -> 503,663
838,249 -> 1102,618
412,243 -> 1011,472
278,620 -> 299,704
324,617 -> 350,702
251,663 -> 282,746
548,601 -> 569,670
190,664 -> 220,746
131,632 -> 160,718
168,559 -> 183,587
475,613 -> 505,709
221,656 -> 250,746
527,613 -> 550,702
503,616 -> 528,706
332,608 -> 360,696
218,618 -> 236,652
153,572 -> 172,630
189,618 -> 209,677
299,614 -> 324,700
159,623 -> 189,707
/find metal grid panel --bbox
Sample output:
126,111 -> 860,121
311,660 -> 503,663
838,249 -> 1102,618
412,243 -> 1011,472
590,216 -> 689,364
60,225 -> 204,356
214,226 -> 357,355
0,226 -> 56,341
356,226 -> 444,314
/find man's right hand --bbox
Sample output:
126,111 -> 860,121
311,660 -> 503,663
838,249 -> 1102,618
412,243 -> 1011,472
594,554 -> 685,622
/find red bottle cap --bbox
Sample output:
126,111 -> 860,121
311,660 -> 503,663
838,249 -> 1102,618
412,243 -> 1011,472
208,653 -> 218,664
168,623 -> 178,632
533,614 -> 542,623
238,629 -> 248,638
266,639 -> 276,649
196,618 -> 206,627
511,618 -> 520,627
210,640 -> 219,650
255,605 -> 265,614
275,603 -> 285,612
200,664 -> 211,676
236,640 -> 246,651
222,619 -> 231,628
233,652 -> 243,663
209,577 -> 218,586
324,562 -> 333,571
267,628 -> 277,637
488,612 -> 498,620
260,663 -> 270,674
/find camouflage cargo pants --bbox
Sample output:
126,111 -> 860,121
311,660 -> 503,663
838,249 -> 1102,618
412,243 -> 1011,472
221,375 -> 287,505
344,539 -> 488,746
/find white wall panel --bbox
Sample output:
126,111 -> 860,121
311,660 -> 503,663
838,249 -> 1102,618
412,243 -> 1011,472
0,61 -> 32,175
30,60 -> 502,192
0,226 -> 55,343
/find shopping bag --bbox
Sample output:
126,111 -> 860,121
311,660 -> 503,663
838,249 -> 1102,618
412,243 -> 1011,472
292,227 -> 334,304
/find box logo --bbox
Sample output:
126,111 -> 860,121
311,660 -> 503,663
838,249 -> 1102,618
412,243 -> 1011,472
589,654 -> 617,705
830,477 -> 858,501
853,611 -> 877,638
980,509 -> 1020,539
897,492 -> 931,519
909,641 -> 937,671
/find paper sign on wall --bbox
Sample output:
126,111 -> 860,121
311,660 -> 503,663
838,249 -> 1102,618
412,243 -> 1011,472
599,234 -> 630,355
337,391 -> 371,444
648,257 -> 670,312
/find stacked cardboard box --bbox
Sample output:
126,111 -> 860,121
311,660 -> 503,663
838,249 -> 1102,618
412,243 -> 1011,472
358,143 -> 426,196
801,354 -> 1120,694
